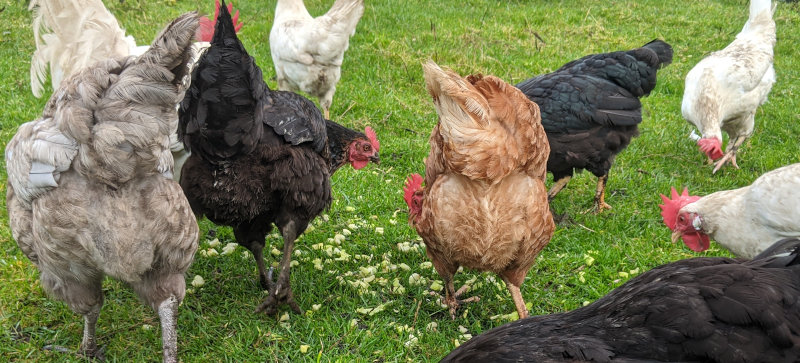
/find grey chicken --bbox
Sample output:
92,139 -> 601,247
6,13 -> 200,362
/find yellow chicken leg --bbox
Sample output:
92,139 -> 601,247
547,175 -> 571,202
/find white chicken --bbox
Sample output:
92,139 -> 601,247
660,163 -> 800,259
29,0 -> 142,98
28,0 -> 242,182
269,0 -> 365,119
681,0 -> 776,173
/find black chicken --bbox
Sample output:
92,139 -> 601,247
516,40 -> 673,214
441,237 -> 800,362
178,1 -> 379,315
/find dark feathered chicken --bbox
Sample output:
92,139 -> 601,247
441,237 -> 800,363
516,40 -> 673,214
178,1 -> 378,315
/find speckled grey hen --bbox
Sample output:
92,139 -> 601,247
5,13 -> 200,363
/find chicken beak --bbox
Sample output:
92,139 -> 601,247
370,154 -> 381,165
671,230 -> 682,244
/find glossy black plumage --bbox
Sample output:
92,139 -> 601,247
177,1 -> 331,314
441,238 -> 800,363
516,40 -> 672,211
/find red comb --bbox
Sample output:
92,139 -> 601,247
403,174 -> 423,209
365,126 -> 380,152
197,0 -> 243,42
658,187 -> 700,229
697,138 -> 723,160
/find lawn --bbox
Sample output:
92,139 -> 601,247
1,0 -> 799,361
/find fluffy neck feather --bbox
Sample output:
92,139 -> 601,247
275,0 -> 311,19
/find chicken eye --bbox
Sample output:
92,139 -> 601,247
679,215 -> 685,221
363,144 -> 371,151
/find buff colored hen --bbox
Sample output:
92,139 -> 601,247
404,61 -> 554,319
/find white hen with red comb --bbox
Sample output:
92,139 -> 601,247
681,0 -> 776,173
660,163 -> 800,258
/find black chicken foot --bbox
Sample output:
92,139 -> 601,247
255,267 -> 302,315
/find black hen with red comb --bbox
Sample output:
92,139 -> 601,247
178,0 -> 379,315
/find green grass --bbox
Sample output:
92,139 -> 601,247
1,0 -> 800,361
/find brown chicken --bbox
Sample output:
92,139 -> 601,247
403,61 -> 554,319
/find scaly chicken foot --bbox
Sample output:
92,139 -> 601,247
712,136 -> 745,174
157,296 -> 179,363
432,282 -> 480,319
255,222 -> 302,315
583,175 -> 611,214
256,267 -> 302,315
42,305 -> 106,361
42,343 -> 106,361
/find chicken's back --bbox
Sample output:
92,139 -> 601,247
269,0 -> 364,102
442,239 -> 800,362
29,0 -> 138,97
416,61 -> 553,281
7,11 -> 201,304
518,40 -> 672,180
179,0 -> 331,226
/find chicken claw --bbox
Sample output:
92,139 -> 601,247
255,267 -> 302,315
432,284 -> 480,319
43,344 -> 106,361
712,152 -> 739,174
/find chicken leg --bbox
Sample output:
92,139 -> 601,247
430,261 -> 479,319
157,296 -> 179,363
547,175 -> 571,202
256,220 -> 302,315
501,270 -> 529,319
591,174 -> 611,214
38,273 -> 106,360
251,244 -> 271,290
712,134 -> 747,174
80,304 -> 104,360
233,224 -> 271,290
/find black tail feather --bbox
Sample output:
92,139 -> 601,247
642,39 -> 673,68
752,238 -> 800,266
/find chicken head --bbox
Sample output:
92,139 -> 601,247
347,126 -> 380,169
659,187 -> 710,252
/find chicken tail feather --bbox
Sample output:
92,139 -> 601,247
422,60 -> 545,182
